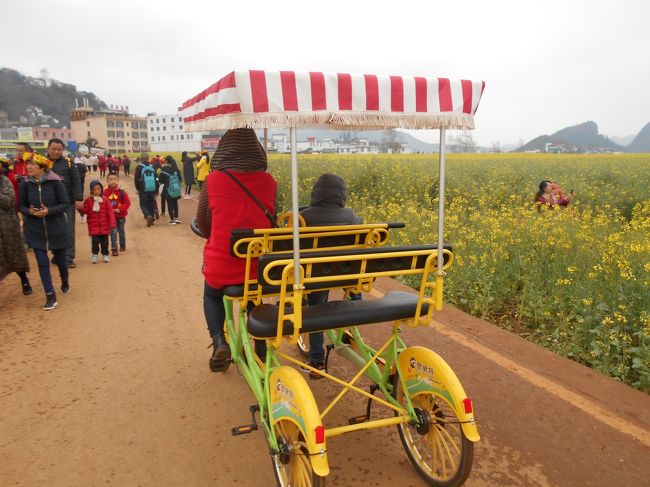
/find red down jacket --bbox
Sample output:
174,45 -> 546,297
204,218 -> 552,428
80,195 -> 116,236
104,186 -> 131,218
202,170 -> 277,289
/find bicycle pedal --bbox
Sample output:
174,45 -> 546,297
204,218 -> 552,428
231,424 -> 258,436
348,415 -> 368,425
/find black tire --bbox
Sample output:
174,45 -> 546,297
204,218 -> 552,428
271,419 -> 326,487
393,376 -> 474,486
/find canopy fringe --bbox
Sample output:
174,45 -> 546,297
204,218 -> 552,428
184,112 -> 475,132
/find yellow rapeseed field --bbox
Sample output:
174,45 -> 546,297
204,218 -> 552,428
267,153 -> 650,391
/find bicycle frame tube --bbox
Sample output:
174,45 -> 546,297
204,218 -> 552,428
327,326 -> 416,415
223,299 -> 266,405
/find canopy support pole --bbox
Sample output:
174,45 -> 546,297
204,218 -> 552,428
290,127 -> 302,287
438,129 -> 446,274
263,128 -> 268,153
432,128 -> 447,310
437,128 -> 446,275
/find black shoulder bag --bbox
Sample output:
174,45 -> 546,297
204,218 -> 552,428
222,170 -> 278,228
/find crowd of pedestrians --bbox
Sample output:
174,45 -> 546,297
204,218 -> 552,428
2,131 -> 362,382
0,140 -> 205,310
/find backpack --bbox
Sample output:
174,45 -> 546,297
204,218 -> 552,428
141,164 -> 157,192
162,170 -> 181,199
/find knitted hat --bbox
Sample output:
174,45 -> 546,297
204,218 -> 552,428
211,128 -> 267,172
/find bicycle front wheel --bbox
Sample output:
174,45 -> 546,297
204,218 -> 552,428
271,419 -> 326,487
394,377 -> 473,486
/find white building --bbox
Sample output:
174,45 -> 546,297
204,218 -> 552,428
147,112 -> 207,153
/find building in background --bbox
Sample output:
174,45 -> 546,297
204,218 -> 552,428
0,126 -> 61,154
147,112 -> 210,153
31,126 -> 73,143
70,102 -> 149,154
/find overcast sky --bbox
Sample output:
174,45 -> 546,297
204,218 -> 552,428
3,0 -> 649,146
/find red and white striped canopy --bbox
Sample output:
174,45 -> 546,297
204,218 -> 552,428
180,70 -> 485,131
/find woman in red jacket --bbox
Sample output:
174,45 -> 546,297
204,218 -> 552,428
79,180 -> 116,263
196,128 -> 277,372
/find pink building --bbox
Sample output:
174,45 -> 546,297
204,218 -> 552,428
32,126 -> 73,143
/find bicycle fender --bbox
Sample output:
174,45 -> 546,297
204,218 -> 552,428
398,346 -> 479,442
269,366 -> 330,476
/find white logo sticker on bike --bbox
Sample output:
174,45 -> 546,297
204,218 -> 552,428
409,357 -> 435,378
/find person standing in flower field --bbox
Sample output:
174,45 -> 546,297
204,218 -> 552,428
535,180 -> 572,209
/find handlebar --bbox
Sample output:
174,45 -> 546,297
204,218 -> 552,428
191,218 -> 205,239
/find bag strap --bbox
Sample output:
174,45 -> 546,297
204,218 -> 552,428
222,170 -> 277,228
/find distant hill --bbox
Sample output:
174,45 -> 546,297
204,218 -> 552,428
266,128 -> 440,152
626,123 -> 650,152
0,67 -> 107,128
609,134 -> 636,147
517,121 -> 623,153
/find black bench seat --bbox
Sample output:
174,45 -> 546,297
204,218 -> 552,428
247,291 -> 429,338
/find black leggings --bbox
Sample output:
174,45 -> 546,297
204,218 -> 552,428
166,196 -> 178,220
91,235 -> 109,255
203,281 -> 265,351
185,184 -> 192,195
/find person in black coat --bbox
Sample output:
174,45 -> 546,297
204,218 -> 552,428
18,154 -> 71,310
299,173 -> 363,376
48,138 -> 83,267
181,151 -> 200,198
133,155 -> 160,226
159,156 -> 183,224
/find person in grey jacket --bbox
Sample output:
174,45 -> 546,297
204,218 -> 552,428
18,154 -> 71,310
48,138 -> 83,267
300,173 -> 362,378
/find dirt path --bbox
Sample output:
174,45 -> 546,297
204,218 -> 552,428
1,175 -> 649,486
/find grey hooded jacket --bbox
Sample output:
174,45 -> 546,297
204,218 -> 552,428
300,174 -> 362,226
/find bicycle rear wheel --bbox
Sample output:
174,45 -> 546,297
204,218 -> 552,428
394,377 -> 473,486
271,419 -> 326,487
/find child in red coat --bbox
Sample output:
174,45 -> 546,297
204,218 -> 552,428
104,173 -> 131,255
79,180 -> 116,263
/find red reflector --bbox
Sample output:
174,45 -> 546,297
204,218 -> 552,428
314,425 -> 325,444
462,398 -> 473,414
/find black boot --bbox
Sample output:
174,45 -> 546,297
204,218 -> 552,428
209,334 -> 231,372
43,293 -> 57,311
61,278 -> 70,294
19,272 -> 32,296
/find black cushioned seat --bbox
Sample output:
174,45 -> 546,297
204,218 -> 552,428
247,291 -> 429,338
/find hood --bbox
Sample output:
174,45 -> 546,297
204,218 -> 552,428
310,174 -> 348,207
46,170 -> 64,181
89,179 -> 104,193
26,170 -> 62,185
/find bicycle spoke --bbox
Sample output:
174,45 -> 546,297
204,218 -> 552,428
436,421 -> 461,455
